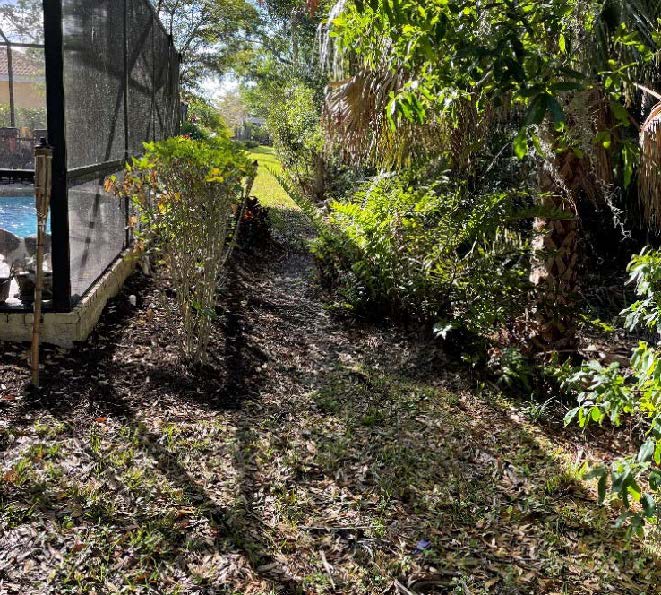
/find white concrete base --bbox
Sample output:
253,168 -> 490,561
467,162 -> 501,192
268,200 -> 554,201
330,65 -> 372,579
0,249 -> 139,348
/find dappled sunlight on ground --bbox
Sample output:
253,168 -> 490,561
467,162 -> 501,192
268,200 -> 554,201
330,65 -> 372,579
1,179 -> 659,594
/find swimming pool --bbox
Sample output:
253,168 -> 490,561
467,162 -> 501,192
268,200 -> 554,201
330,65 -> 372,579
0,195 -> 50,238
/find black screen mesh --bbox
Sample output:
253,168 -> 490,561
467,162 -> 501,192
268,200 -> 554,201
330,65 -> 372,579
57,0 -> 179,302
62,0 -> 126,169
153,24 -> 170,140
68,170 -> 126,301
167,45 -> 178,136
127,0 -> 154,156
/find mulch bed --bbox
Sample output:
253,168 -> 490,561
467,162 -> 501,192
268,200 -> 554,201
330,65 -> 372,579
1,218 -> 660,593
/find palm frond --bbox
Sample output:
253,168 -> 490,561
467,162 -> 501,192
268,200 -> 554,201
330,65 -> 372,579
639,100 -> 661,225
324,68 -> 410,166
325,68 -> 497,168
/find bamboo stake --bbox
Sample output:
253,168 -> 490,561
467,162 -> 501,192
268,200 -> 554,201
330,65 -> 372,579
31,138 -> 53,388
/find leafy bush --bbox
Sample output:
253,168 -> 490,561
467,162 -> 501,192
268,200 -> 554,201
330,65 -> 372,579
564,247 -> 661,534
180,121 -> 211,141
184,96 -> 231,140
107,135 -> 254,364
310,173 -> 531,336
265,83 -> 327,201
496,347 -> 533,393
622,247 -> 661,336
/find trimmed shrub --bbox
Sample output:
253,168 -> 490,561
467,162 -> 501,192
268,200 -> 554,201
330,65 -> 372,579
107,135 -> 254,363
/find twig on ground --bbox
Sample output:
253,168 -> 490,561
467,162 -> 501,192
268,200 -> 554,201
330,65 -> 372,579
319,550 -> 336,590
393,579 -> 416,595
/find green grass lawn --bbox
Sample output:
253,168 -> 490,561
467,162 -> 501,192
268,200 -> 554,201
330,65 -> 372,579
246,145 -> 312,244
247,145 -> 295,210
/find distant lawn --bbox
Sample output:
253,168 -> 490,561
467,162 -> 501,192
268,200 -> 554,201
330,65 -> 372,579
246,145 -> 295,211
246,145 -> 312,244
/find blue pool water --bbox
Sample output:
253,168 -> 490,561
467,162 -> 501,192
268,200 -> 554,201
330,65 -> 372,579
0,195 -> 50,238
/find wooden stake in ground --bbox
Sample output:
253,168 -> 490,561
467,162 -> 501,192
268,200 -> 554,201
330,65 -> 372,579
31,138 -> 53,388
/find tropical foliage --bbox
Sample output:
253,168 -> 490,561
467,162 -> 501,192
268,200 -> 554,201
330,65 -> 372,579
312,172 -> 532,335
562,248 -> 661,534
264,83 -> 326,200
237,0 -> 661,536
321,0 -> 661,343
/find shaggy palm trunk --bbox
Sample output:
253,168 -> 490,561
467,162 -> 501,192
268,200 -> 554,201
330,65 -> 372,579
529,90 -> 612,353
530,155 -> 580,351
312,153 -> 327,202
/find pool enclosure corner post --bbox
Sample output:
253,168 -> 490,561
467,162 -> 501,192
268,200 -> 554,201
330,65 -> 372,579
123,0 -> 131,247
43,0 -> 71,312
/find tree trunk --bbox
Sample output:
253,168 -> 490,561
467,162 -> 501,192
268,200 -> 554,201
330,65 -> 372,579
311,153 -> 326,202
529,156 -> 580,351
529,91 -> 612,353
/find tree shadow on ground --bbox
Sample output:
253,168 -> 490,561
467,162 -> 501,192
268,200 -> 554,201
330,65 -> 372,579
1,223 -> 659,593
241,348 -> 660,594
1,260 -> 303,593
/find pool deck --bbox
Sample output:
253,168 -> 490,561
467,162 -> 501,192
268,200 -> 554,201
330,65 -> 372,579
0,184 -> 33,197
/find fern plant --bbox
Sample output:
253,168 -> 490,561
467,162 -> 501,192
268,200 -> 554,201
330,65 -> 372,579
308,172 -> 533,334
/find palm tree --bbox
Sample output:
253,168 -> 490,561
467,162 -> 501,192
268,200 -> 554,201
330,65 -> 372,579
322,0 -> 661,351
529,0 -> 660,349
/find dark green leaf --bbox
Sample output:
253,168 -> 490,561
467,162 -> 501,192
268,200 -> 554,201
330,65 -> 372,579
525,95 -> 546,125
641,494 -> 657,518
597,473 -> 607,504
545,95 -> 565,126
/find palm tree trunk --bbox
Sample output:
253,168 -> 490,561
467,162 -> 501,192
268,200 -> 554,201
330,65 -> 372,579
529,90 -> 615,352
529,157 -> 580,351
